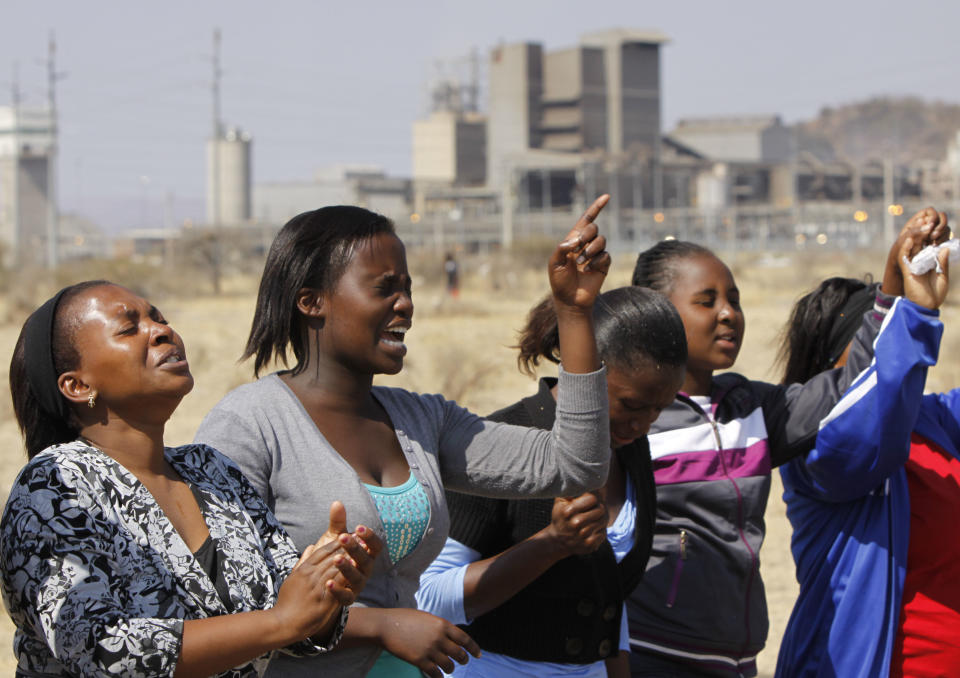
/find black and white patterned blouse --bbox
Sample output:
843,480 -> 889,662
0,440 -> 336,677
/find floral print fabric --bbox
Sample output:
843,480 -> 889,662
0,441 -> 323,677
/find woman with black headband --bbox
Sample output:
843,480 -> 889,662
1,280 -> 382,678
775,212 -> 959,678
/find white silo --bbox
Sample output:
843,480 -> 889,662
206,126 -> 251,226
0,106 -> 55,267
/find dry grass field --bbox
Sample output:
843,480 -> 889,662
0,244 -> 955,676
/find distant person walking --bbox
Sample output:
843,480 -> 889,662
445,252 -> 460,297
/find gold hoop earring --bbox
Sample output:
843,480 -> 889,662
87,393 -> 96,409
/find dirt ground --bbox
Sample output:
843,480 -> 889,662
0,247 -> 955,676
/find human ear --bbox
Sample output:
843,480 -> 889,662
295,288 -> 325,319
58,371 -> 93,407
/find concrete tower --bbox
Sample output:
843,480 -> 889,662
486,43 -> 543,188
0,106 -> 54,267
580,29 -> 669,156
206,127 -> 252,226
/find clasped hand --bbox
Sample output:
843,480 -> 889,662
884,208 -> 951,310
547,491 -> 609,557
273,501 -> 382,644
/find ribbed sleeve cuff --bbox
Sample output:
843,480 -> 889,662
874,290 -> 894,316
555,364 -> 607,413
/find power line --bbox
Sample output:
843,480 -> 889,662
210,27 -> 222,227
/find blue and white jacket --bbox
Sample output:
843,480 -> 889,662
627,295 -> 892,677
776,298 -> 956,678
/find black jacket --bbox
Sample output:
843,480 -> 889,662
445,377 -> 656,663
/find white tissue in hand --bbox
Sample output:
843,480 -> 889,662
908,239 -> 959,275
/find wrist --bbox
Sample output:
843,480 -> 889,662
536,526 -> 572,561
880,273 -> 902,297
553,300 -> 593,320
308,607 -> 349,651
262,607 -> 299,648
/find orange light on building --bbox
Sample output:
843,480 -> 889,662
410,213 -> 421,224
853,210 -> 868,223
887,204 -> 904,216
653,212 -> 665,223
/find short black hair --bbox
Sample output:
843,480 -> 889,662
243,206 -> 395,376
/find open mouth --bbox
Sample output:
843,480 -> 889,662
382,328 -> 407,344
157,348 -> 188,367
380,325 -> 410,352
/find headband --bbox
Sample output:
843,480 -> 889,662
823,284 -> 878,371
22,287 -> 72,422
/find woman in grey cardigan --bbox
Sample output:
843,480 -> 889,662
195,197 -> 614,678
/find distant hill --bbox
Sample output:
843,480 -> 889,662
796,97 -> 960,165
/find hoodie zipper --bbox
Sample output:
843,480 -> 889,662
665,528 -> 688,607
707,409 -> 759,657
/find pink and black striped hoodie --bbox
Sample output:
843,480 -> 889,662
626,293 -> 893,677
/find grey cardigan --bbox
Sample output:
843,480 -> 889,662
194,367 -> 609,676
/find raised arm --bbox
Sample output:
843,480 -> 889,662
550,194 -> 611,374
434,199 -> 612,497
764,218 -> 948,467
788,235 -> 948,501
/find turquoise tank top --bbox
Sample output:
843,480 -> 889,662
363,471 -> 430,564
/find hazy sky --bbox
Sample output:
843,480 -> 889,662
3,0 -> 959,231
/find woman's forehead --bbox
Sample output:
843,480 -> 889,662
69,284 -> 150,321
349,232 -> 408,271
669,254 -> 735,292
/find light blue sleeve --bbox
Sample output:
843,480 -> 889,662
416,537 -> 480,626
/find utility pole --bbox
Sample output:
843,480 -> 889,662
208,28 -> 223,294
46,32 -> 64,270
10,63 -> 21,266
210,28 -> 222,228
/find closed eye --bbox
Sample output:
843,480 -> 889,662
149,306 -> 168,324
693,290 -> 717,307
